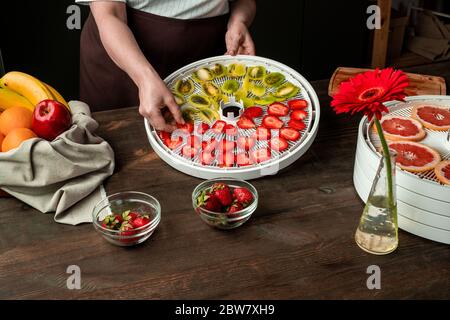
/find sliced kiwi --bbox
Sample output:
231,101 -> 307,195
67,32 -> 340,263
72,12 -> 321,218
249,83 -> 266,97
198,106 -> 220,123
173,93 -> 186,105
175,78 -> 194,95
273,82 -> 299,99
247,66 -> 266,80
263,72 -> 285,87
221,79 -> 240,94
193,68 -> 214,82
202,82 -> 221,97
254,94 -> 277,106
227,63 -> 247,77
180,105 -> 198,121
189,94 -> 211,108
210,63 -> 226,78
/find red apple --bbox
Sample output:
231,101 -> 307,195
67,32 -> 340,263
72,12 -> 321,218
32,99 -> 72,141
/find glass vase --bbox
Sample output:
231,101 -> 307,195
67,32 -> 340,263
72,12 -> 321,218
355,151 -> 398,255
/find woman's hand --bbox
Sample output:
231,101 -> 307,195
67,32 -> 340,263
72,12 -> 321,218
225,21 -> 255,56
138,75 -> 184,132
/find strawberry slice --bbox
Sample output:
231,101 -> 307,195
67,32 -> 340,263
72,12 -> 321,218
236,152 -> 253,167
237,116 -> 256,129
158,131 -> 171,141
288,99 -> 308,110
186,135 -> 201,148
250,148 -> 271,163
262,115 -> 284,129
268,102 -> 289,117
164,136 -> 182,149
200,150 -> 215,165
211,120 -> 227,134
196,123 -> 210,135
242,106 -> 263,119
224,124 -> 238,136
288,119 -> 306,131
181,145 -> 198,158
237,136 -> 256,151
269,136 -> 289,152
291,109 -> 308,121
202,138 -> 217,153
219,139 -> 236,153
252,126 -> 271,141
280,127 -> 301,141
218,151 -> 236,168
177,121 -> 194,134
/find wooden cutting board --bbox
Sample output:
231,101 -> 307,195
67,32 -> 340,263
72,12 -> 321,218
328,67 -> 447,97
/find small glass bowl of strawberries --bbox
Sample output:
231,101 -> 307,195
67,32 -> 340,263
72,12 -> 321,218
192,178 -> 258,230
92,191 -> 161,246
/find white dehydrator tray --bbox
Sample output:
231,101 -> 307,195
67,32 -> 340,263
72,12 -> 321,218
145,55 -> 320,180
354,95 -> 450,244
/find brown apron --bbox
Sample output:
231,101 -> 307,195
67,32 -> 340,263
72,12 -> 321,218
80,7 -> 229,112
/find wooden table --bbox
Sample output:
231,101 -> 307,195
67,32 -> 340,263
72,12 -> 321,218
1,62 -> 449,300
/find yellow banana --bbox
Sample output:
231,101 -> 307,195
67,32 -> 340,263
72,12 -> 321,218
0,86 -> 34,112
0,71 -> 53,106
44,82 -> 70,110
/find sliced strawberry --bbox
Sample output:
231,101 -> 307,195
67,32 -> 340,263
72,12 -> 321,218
291,109 -> 308,121
181,145 -> 198,158
164,136 -> 182,149
218,151 -> 236,168
237,136 -> 256,151
186,135 -> 201,148
251,148 -> 271,163
252,126 -> 271,141
269,136 -> 289,152
202,138 -> 217,153
200,151 -> 215,165
236,152 -> 253,167
242,106 -> 263,119
237,116 -> 256,129
224,124 -> 238,136
177,121 -> 194,134
262,115 -> 284,129
196,123 -> 210,135
219,139 -> 236,153
158,131 -> 171,141
211,120 -> 227,134
288,99 -> 308,110
268,102 -> 289,117
288,119 -> 306,131
280,127 -> 301,141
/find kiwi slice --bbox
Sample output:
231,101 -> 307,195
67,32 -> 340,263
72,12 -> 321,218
247,66 -> 266,80
227,63 -> 247,77
273,82 -> 299,99
249,83 -> 266,97
180,105 -> 198,121
202,82 -> 221,97
189,94 -> 211,108
173,93 -> 185,105
198,106 -> 220,123
254,94 -> 277,106
210,63 -> 226,78
221,79 -> 240,94
193,68 -> 214,82
175,79 -> 194,95
263,72 -> 285,87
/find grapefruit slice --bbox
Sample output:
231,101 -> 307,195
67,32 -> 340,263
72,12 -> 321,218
411,104 -> 450,131
388,141 -> 441,173
435,160 -> 450,185
378,115 -> 426,142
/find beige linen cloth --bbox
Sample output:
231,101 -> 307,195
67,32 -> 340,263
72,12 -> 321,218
0,101 -> 115,225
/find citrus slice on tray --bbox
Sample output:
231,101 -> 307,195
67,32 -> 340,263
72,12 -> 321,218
435,160 -> 450,185
411,104 -> 450,131
388,141 -> 441,173
377,115 -> 426,142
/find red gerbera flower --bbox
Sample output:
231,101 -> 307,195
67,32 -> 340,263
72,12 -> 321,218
331,68 -> 409,120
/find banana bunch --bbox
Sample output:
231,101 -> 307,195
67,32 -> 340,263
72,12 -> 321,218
0,71 -> 69,112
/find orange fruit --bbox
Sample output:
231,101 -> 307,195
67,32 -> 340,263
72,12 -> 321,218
2,128 -> 37,152
0,107 -> 33,136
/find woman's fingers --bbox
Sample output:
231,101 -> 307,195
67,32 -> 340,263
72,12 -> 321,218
141,106 -> 175,132
226,32 -> 241,56
165,97 -> 185,125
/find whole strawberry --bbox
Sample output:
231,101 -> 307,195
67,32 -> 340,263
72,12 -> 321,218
227,201 -> 243,214
197,190 -> 222,212
211,183 -> 233,206
233,187 -> 253,206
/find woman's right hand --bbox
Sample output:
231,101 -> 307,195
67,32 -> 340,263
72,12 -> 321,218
138,75 -> 185,132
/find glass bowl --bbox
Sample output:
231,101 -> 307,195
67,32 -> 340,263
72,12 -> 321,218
192,178 -> 258,230
92,191 -> 161,246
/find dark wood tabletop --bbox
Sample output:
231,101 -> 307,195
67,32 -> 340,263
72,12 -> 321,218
1,62 -> 450,300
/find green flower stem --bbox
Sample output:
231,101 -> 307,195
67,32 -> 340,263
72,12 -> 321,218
373,117 -> 394,207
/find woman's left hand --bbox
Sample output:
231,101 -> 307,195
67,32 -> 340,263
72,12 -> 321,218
225,21 -> 255,56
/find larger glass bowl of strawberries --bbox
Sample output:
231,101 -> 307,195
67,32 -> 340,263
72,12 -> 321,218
192,178 -> 258,229
92,191 -> 161,246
